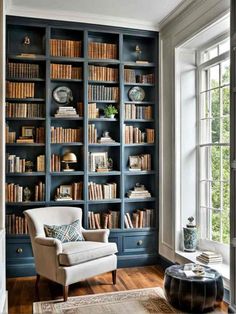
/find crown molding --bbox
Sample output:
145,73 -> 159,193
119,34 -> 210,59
159,0 -> 196,30
6,4 -> 160,31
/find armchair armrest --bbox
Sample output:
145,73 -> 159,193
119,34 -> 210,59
35,236 -> 62,253
82,229 -> 110,243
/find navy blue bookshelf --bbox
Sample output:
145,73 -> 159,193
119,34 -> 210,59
6,15 -> 159,277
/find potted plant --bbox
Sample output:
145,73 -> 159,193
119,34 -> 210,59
103,105 -> 118,119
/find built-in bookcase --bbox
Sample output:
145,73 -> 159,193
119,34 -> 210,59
5,16 -> 159,277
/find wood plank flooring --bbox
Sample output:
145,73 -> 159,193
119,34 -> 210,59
6,265 -> 227,314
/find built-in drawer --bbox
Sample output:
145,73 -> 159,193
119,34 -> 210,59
123,234 -> 155,254
6,239 -> 33,260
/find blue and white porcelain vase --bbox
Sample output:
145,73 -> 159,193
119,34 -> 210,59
183,217 -> 197,252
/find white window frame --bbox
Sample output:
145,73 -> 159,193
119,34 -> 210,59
197,37 -> 230,249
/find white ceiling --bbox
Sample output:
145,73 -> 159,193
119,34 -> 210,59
7,0 -> 185,30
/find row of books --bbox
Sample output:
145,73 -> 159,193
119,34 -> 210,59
55,182 -> 83,201
88,42 -> 117,60
88,65 -> 118,82
88,211 -> 119,229
50,127 -> 83,143
6,82 -> 35,99
50,64 -> 82,79
129,154 -> 152,171
125,104 -> 153,120
6,181 -> 45,202
6,102 -> 44,118
5,125 -> 45,144
88,103 -> 99,119
88,85 -> 119,101
50,39 -> 82,58
8,62 -> 40,79
88,182 -> 117,200
124,69 -> 154,84
6,214 -> 28,235
124,125 -> 155,144
124,209 -> 154,228
6,154 -> 45,173
88,124 -> 98,143
51,154 -> 61,172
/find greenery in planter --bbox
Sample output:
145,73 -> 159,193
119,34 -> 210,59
103,105 -> 118,118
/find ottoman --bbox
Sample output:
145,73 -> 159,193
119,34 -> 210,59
164,264 -> 224,312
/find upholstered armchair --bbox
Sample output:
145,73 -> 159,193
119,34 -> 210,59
24,206 -> 118,301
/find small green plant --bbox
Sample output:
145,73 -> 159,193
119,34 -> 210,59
104,105 -> 118,118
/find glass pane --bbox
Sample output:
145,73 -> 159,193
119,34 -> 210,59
219,39 -> 230,54
222,146 -> 230,181
211,181 -> 220,209
211,118 -> 220,143
202,51 -> 209,63
210,88 -> 220,117
200,92 -> 209,118
200,118 -> 211,144
209,47 -> 218,60
222,182 -> 230,244
221,60 -> 230,85
222,116 -> 230,143
211,146 -> 221,181
222,86 -> 230,116
210,65 -> 219,89
211,210 -> 221,242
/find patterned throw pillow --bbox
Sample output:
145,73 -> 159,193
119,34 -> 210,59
44,219 -> 84,243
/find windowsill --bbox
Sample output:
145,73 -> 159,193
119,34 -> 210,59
175,250 -> 230,290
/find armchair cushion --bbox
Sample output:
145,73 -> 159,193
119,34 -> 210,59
44,219 -> 84,243
59,241 -> 118,266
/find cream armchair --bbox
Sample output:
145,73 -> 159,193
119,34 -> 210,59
24,206 -> 118,301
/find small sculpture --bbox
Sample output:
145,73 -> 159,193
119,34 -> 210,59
23,35 -> 31,46
23,186 -> 31,202
135,45 -> 142,61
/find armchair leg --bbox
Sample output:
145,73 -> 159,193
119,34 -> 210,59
112,270 -> 117,285
63,285 -> 69,302
35,274 -> 40,301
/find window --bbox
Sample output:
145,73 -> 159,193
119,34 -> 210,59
198,38 -> 230,244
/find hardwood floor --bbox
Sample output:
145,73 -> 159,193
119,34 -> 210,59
6,265 -> 227,314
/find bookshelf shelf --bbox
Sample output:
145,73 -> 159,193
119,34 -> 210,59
88,171 -> 121,176
6,98 -> 45,102
88,199 -> 121,204
6,172 -> 45,177
51,117 -> 83,121
6,16 -> 158,277
50,171 -> 84,176
50,79 -> 83,83
124,171 -> 156,175
124,83 -> 154,87
6,143 -> 45,147
124,119 -> 154,122
124,197 -> 156,203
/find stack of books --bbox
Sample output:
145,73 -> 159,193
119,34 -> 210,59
127,184 -> 151,199
55,106 -> 79,117
98,134 -> 116,144
196,251 -> 223,264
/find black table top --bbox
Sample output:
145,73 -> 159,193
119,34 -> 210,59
165,264 -> 222,282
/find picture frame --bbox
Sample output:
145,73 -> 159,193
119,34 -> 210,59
89,152 -> 108,172
129,155 -> 141,170
21,126 -> 35,138
59,185 -> 72,197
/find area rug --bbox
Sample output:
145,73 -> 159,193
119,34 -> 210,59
33,287 -> 182,313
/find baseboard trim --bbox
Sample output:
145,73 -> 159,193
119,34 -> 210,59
7,263 -> 36,277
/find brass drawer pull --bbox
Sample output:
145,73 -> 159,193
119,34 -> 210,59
16,248 -> 23,254
137,240 -> 143,246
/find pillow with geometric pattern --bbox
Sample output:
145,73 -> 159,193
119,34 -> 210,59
44,219 -> 84,243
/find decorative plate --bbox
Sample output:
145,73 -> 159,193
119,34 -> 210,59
128,86 -> 145,102
53,86 -> 73,104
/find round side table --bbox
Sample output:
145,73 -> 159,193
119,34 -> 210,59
164,264 -> 224,313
